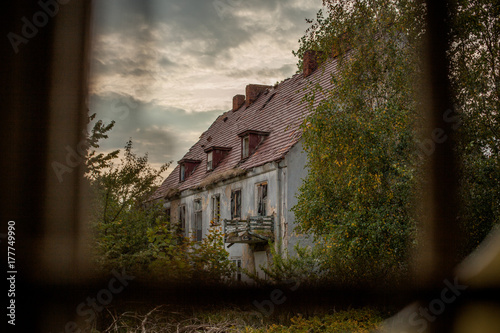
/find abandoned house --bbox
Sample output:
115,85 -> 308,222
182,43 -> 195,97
150,51 -> 338,280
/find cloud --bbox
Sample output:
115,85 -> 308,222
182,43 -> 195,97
88,92 -> 222,172
89,0 -> 323,173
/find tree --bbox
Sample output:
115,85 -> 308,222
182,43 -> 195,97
449,0 -> 500,255
290,0 -> 500,285
87,125 -> 171,270
86,115 -> 236,282
292,0 -> 425,282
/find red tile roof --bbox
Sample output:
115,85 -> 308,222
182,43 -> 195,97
151,57 -> 339,201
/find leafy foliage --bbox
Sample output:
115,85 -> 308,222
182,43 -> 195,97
292,0 -> 425,282
449,0 -> 500,255
86,116 -> 235,282
290,0 -> 500,283
245,308 -> 383,333
88,138 -> 170,271
257,242 -> 325,286
147,226 -> 236,283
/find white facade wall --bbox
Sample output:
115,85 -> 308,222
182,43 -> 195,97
162,139 -> 311,279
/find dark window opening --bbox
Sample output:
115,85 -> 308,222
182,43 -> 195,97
231,189 -> 241,219
257,183 -> 268,216
194,200 -> 202,242
165,208 -> 171,224
179,205 -> 186,236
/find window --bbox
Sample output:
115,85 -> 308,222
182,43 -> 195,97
204,147 -> 230,171
194,199 -> 202,242
238,130 -> 269,160
165,208 -> 171,224
178,159 -> 201,182
180,163 -> 186,182
231,189 -> 241,219
179,205 -> 186,236
211,194 -> 220,225
257,183 -> 268,216
207,151 -> 213,171
242,136 -> 250,159
231,259 -> 242,281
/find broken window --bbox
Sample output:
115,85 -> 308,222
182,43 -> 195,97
194,199 -> 202,241
242,136 -> 249,159
211,194 -> 220,225
207,151 -> 213,171
231,189 -> 241,219
179,205 -> 186,236
257,183 -> 268,216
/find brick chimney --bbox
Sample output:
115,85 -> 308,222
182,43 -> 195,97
303,50 -> 321,77
245,84 -> 272,106
232,94 -> 245,111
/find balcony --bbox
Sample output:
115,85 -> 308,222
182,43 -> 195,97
223,216 -> 274,246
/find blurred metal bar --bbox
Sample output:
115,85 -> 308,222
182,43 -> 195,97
1,1 -> 93,332
422,1 -> 463,332
420,0 -> 462,283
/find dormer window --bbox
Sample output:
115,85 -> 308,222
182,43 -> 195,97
238,130 -> 270,160
178,159 -> 201,182
207,151 -> 213,171
204,146 -> 231,172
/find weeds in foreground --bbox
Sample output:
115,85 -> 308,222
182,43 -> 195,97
86,305 -> 385,333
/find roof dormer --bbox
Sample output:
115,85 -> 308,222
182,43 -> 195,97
237,130 -> 270,160
178,158 -> 201,182
204,146 -> 231,171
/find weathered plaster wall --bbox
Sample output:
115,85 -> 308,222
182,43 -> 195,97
164,163 -> 279,279
284,139 -> 314,256
161,140 -> 312,280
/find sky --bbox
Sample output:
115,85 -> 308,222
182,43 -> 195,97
88,0 -> 323,177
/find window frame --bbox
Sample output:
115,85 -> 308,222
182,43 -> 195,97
207,151 -> 213,171
231,259 -> 242,281
180,163 -> 186,182
165,207 -> 171,224
211,194 -> 221,225
242,135 -> 250,159
194,199 -> 203,242
178,205 -> 186,236
256,182 -> 268,216
230,189 -> 242,219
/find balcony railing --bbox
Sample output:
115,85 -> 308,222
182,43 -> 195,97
223,216 -> 274,245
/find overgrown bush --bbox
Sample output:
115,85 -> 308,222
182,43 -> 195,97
86,117 -> 235,282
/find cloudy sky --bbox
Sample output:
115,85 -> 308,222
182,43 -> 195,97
89,0 -> 323,177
